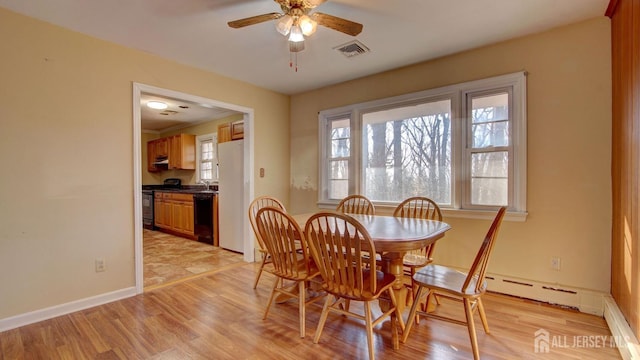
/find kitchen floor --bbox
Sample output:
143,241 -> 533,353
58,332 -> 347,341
143,229 -> 244,290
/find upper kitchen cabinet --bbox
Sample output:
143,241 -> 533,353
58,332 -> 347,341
217,122 -> 231,143
169,134 -> 195,170
218,120 -> 243,144
147,134 -> 196,172
231,120 -> 244,140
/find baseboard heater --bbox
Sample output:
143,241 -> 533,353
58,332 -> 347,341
480,272 -> 605,315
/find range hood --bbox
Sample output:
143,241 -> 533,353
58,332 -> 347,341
153,155 -> 169,165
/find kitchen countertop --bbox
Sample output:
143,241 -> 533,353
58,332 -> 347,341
155,189 -> 218,194
143,185 -> 218,195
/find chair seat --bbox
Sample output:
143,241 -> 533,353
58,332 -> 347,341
413,264 -> 486,297
323,268 -> 395,300
403,253 -> 432,268
270,253 -> 320,281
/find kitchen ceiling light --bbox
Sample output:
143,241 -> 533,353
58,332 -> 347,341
147,101 -> 168,110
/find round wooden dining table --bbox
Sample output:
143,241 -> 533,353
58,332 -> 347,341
292,212 -> 451,349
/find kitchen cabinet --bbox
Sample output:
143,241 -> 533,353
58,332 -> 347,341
154,192 -> 195,238
217,120 -> 243,143
147,137 -> 170,173
146,134 -> 195,172
147,141 -> 159,172
217,123 -> 231,143
155,137 -> 169,157
231,120 -> 244,140
168,134 -> 196,170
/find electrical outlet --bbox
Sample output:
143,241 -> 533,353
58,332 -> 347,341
95,258 -> 106,272
551,257 -> 561,271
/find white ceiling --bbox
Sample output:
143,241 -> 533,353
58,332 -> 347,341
0,0 -> 609,97
141,93 -> 241,132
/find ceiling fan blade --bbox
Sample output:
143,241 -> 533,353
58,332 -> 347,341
311,12 -> 363,36
228,12 -> 283,29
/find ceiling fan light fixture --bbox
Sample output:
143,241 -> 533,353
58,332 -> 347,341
289,40 -> 305,53
299,15 -> 317,36
275,15 -> 293,36
288,25 -> 304,42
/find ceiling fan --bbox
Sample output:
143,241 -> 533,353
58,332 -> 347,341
228,0 -> 363,69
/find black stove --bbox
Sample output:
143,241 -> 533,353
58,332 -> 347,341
142,178 -> 182,229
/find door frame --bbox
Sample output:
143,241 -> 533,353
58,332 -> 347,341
132,82 -> 255,294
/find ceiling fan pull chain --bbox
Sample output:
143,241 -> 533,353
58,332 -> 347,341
289,51 -> 298,72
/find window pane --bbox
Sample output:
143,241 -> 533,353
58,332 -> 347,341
329,160 -> 348,179
331,119 -> 350,138
471,151 -> 508,205
472,121 -> 509,148
471,93 -> 509,148
198,137 -> 216,181
328,160 -> 348,199
331,139 -> 350,157
329,180 -> 348,200
201,141 -> 214,160
331,119 -> 350,158
361,100 -> 452,204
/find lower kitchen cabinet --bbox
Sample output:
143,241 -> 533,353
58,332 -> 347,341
154,192 -> 195,238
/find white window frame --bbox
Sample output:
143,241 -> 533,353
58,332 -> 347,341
318,72 -> 527,221
196,133 -> 218,183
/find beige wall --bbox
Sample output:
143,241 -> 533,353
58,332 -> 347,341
290,17 -> 612,293
0,8 -> 289,319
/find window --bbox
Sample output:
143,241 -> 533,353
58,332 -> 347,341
197,133 -> 218,182
318,72 -> 526,215
327,117 -> 351,200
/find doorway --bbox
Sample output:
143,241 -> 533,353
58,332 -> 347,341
132,83 -> 255,293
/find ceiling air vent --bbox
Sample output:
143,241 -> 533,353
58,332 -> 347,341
160,110 -> 179,116
334,40 -> 369,58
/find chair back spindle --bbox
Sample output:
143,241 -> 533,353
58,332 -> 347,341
336,195 -> 375,215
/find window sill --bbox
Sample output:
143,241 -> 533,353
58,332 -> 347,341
317,201 -> 527,222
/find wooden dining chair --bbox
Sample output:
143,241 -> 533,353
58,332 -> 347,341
401,207 -> 507,360
393,197 -> 442,304
305,212 -> 404,360
248,195 -> 286,289
336,194 -> 375,215
255,206 -> 324,338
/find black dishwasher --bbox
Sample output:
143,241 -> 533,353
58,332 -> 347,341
193,193 -> 215,244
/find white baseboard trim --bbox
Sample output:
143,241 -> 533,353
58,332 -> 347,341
0,287 -> 137,332
603,295 -> 640,360
483,271 -> 607,316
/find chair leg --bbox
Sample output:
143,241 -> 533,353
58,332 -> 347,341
298,280 -> 306,338
477,297 -> 490,334
263,277 -> 281,320
313,295 -> 333,344
401,285 -> 426,344
364,301 -> 375,360
253,253 -> 269,289
463,298 -> 481,360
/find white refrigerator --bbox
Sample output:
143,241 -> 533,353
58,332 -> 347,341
217,139 -> 244,253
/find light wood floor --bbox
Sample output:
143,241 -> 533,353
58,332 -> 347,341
0,259 -> 622,359
143,229 -> 244,290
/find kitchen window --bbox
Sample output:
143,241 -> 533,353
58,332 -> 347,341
318,72 -> 527,217
197,133 -> 218,182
